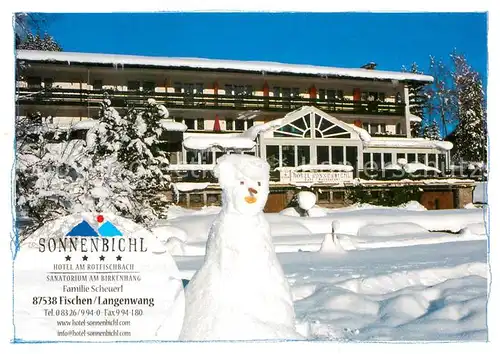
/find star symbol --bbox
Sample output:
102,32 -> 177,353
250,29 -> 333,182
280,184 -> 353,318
116,255 -> 122,261
65,255 -> 71,261
82,255 -> 88,261
99,255 -> 105,261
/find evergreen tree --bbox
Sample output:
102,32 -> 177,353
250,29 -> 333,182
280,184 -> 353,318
422,120 -> 442,140
119,99 -> 171,222
402,62 -> 427,119
17,32 -> 62,51
451,53 -> 487,163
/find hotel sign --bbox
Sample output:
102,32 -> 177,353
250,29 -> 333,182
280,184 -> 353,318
280,170 -> 353,184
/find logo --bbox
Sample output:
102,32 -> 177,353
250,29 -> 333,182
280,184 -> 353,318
38,214 -> 147,253
66,215 -> 122,237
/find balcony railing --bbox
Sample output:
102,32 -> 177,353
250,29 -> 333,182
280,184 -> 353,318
17,88 -> 405,116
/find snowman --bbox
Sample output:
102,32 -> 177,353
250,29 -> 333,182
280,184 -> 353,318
179,154 -> 301,341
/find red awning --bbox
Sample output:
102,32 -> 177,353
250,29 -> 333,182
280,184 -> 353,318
213,114 -> 221,132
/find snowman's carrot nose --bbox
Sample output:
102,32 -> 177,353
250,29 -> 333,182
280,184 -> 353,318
248,187 -> 258,195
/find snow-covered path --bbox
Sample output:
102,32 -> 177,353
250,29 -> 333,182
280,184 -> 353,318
174,240 -> 488,341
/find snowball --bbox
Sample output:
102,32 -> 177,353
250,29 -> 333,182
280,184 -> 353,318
297,191 -> 317,211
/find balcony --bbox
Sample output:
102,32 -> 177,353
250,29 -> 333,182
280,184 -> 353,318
17,88 -> 405,116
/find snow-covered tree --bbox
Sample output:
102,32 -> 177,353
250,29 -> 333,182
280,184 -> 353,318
118,99 -> 172,221
451,53 -> 487,163
402,62 -> 427,119
16,99 -> 173,237
16,32 -> 62,51
422,120 -> 442,140
423,56 -> 457,138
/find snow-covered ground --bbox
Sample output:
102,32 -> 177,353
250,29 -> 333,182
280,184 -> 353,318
154,202 -> 489,341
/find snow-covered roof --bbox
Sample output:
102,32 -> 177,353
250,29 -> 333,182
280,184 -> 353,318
174,182 -> 210,192
16,50 -> 434,83
409,113 -> 423,123
159,119 -> 188,132
70,119 -> 98,130
240,119 -> 285,140
166,164 -> 215,171
403,163 -> 441,174
365,138 -> 453,151
183,135 -> 255,151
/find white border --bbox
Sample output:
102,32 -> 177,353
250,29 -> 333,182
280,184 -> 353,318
1,2 -> 497,354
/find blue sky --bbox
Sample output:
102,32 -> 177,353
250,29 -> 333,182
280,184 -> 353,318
43,12 -> 488,81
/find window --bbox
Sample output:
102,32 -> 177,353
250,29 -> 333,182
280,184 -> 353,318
127,81 -> 140,91
184,119 -> 195,130
438,154 -> 446,170
274,113 -> 350,139
397,153 -> 406,161
143,81 -> 155,93
318,191 -> 330,203
418,154 -> 426,164
186,151 -> 198,164
195,83 -> 204,95
235,120 -> 245,131
244,85 -> 253,96
174,82 -> 182,93
383,153 -> 392,166
346,146 -> 358,170
363,153 -> 373,169
273,87 -> 281,97
178,193 -> 187,206
215,151 -> 224,161
373,153 -> 382,170
200,151 -> 213,164
43,78 -> 53,89
297,146 -> 310,166
396,123 -> 402,135
196,118 -> 205,130
333,191 -> 344,201
317,146 -> 329,165
428,154 -> 437,167
331,146 -> 343,164
225,85 -> 234,95
27,77 -> 41,89
225,119 -> 234,131
93,80 -> 103,90
174,117 -> 183,123
407,153 -> 416,163
266,145 -> 280,170
247,120 -> 254,128
362,123 -> 370,132
380,123 -> 386,133
291,88 -> 300,98
190,194 -> 204,207
281,145 -> 295,167
282,88 -> 291,98
207,194 -> 220,205
319,89 -> 326,100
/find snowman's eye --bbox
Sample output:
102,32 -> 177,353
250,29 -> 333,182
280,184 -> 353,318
240,181 -> 245,185
258,182 -> 261,186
